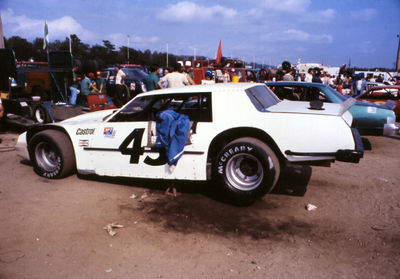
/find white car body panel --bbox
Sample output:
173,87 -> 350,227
17,83 -> 361,181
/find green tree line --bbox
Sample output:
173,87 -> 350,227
4,34 -> 203,73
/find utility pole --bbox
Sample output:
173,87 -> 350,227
166,43 -> 169,68
396,34 -> 400,74
0,14 -> 5,48
127,35 -> 130,64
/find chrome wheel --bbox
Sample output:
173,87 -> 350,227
34,142 -> 60,173
225,153 -> 264,191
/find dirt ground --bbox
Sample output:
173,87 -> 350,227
0,128 -> 399,279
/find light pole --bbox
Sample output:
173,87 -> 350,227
127,35 -> 130,64
166,43 -> 169,68
396,34 -> 400,74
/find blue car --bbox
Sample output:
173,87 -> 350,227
265,81 -> 399,136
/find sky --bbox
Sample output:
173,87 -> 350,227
1,0 -> 400,68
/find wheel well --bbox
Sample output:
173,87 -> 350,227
207,127 -> 286,167
27,126 -> 72,147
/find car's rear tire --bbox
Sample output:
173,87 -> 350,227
213,137 -> 280,204
29,130 -> 75,179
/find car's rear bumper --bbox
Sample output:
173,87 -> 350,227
383,123 -> 399,136
285,128 -> 364,163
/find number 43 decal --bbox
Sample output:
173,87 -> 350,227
118,128 -> 167,166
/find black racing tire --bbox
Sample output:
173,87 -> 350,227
33,105 -> 50,123
213,137 -> 280,204
29,130 -> 76,179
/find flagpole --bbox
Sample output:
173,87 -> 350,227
43,20 -> 49,58
0,14 -> 5,48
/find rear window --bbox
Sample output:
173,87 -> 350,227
246,85 -> 280,111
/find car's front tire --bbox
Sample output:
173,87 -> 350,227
29,130 -> 75,179
213,137 -> 280,204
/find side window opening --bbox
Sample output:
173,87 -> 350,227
151,93 -> 212,122
109,93 -> 212,123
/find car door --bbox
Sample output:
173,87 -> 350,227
87,92 -> 212,180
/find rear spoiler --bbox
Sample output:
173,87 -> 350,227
339,97 -> 356,115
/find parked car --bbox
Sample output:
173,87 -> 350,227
16,83 -> 363,204
265,81 -> 399,136
101,66 -> 148,106
356,86 -> 400,119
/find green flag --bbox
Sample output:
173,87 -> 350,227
43,20 -> 49,50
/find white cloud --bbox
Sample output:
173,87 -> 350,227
1,8 -> 159,49
1,8 -> 94,41
261,29 -> 333,43
157,1 -> 237,22
259,0 -> 311,13
299,8 -> 336,23
108,33 -> 160,48
351,8 -> 377,21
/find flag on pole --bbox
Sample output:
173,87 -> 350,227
216,40 -> 222,64
43,20 -> 49,50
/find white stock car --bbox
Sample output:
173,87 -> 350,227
16,83 -> 363,203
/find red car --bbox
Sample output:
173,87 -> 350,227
357,86 -> 400,118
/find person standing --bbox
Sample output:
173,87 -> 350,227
115,65 -> 126,86
77,73 -> 91,106
80,73 -> 92,96
160,68 -> 169,88
114,65 -> 127,107
94,71 -> 107,94
312,68 -> 322,83
69,66 -> 80,105
351,73 -> 367,97
283,70 -> 294,81
305,68 -> 313,82
87,72 -> 98,93
221,69 -> 230,83
145,64 -> 161,91
201,70 -> 215,85
157,63 -> 194,88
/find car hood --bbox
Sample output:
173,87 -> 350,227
59,109 -> 116,125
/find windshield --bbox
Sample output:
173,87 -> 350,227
123,68 -> 148,80
246,85 -> 280,111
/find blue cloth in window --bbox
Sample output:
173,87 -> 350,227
155,110 -> 190,166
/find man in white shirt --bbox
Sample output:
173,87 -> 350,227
158,64 -> 194,88
114,65 -> 127,107
115,65 -> 126,85
305,68 -> 313,82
